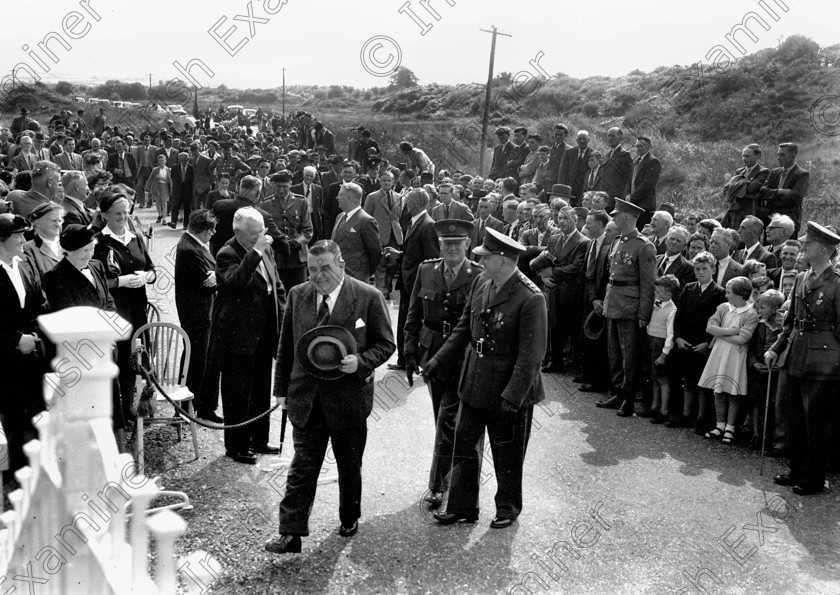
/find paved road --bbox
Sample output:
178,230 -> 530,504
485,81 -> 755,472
135,207 -> 840,594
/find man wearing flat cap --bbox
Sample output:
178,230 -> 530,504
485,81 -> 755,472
10,108 -> 33,138
266,240 -> 395,554
488,127 -> 513,180
404,219 -> 482,510
596,198 -> 656,417
766,221 -> 840,495
425,228 -> 547,529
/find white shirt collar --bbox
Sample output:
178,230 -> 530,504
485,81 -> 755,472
101,225 -> 136,246
345,205 -> 362,220
745,242 -> 760,258
665,252 -> 679,263
699,280 -> 712,292
187,231 -> 210,252
317,279 -> 344,314
411,211 -> 425,225
728,302 -> 752,314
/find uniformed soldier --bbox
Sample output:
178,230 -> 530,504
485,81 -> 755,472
595,198 -> 657,417
404,219 -> 482,509
424,228 -> 547,529
766,221 -> 840,495
216,141 -> 252,185
260,171 -> 313,290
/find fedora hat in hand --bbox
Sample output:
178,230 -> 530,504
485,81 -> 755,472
296,325 -> 358,380
583,309 -> 606,341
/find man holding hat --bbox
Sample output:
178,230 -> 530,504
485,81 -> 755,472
766,221 -> 840,495
425,228 -> 547,529
262,171 -> 313,290
404,219 -> 482,510
266,240 -> 395,554
596,198 -> 657,416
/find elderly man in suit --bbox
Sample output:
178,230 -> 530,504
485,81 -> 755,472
488,127 -> 513,180
709,229 -> 743,287
557,130 -> 593,206
648,210 -> 672,256
8,160 -> 60,219
426,228 -> 547,529
210,176 -> 289,257
757,143 -> 810,234
10,135 -> 37,172
363,171 -> 402,298
292,166 -> 325,240
262,171 -> 313,291
106,138 -> 137,189
323,162 -> 358,239
176,209 -> 221,423
190,142 -> 216,210
431,182 -> 473,222
331,182 -> 381,283
765,213 -> 796,265
210,207 -> 286,464
60,171 -> 95,228
656,226 -> 695,288
265,240 -> 395,553
53,137 -> 83,171
531,206 -> 590,373
169,152 -> 195,229
734,215 -> 777,267
626,136 -> 661,230
720,144 -> 770,229
599,128 -> 633,210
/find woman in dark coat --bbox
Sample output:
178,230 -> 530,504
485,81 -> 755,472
44,224 -> 126,444
22,202 -> 64,281
92,188 -> 156,423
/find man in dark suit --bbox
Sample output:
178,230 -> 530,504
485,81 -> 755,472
210,176 -> 289,257
210,207 -> 286,464
469,197 -> 504,258
656,227 -> 695,289
488,127 -> 513,180
540,124 -> 571,189
10,108 -> 33,138
53,137 -> 83,171
734,215 -> 777,267
757,142 -> 810,234
431,182 -> 473,222
323,162 -> 358,240
175,210 -> 220,422
206,173 -> 233,210
331,182 -> 381,283
359,158 -> 381,199
710,229 -> 743,287
60,171 -> 95,228
504,127 -> 530,183
105,138 -> 137,189
557,130 -> 592,206
720,144 -> 770,229
291,167 -> 325,241
427,228 -> 547,529
0,214 -> 48,470
10,135 -> 37,172
363,171 -> 402,298
648,210 -> 672,256
389,188 -> 440,371
318,156 -> 343,191
154,134 -> 180,169
190,143 -> 216,209
265,240 -> 395,553
599,128 -> 633,209
169,153 -> 195,229
626,136 -> 661,230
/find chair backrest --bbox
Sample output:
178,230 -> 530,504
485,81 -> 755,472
131,322 -> 191,387
146,301 -> 162,324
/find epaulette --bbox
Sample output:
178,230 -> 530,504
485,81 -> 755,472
422,257 -> 443,264
518,270 -> 541,294
469,259 -> 484,269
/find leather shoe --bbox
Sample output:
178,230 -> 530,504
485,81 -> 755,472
635,404 -> 655,418
433,511 -> 478,525
616,401 -> 634,417
198,412 -> 224,424
168,222 -> 176,229
665,415 -> 689,428
254,444 -> 281,455
793,483 -> 824,496
425,492 -> 444,509
595,395 -> 622,409
338,521 -> 358,537
650,412 -> 668,424
226,450 -> 256,465
265,534 -> 301,554
773,474 -> 798,486
386,363 -> 406,371
490,517 -> 514,529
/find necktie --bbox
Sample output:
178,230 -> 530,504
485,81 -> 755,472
588,240 -> 598,273
779,168 -> 788,188
387,191 -> 393,210
317,295 -> 330,325
182,166 -> 186,181
658,257 -> 668,276
479,219 -> 485,237
444,204 -> 450,218
445,267 -> 454,289
486,281 -> 498,304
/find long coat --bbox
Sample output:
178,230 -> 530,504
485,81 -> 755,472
22,235 -> 62,281
43,258 -> 114,312
274,276 -> 395,429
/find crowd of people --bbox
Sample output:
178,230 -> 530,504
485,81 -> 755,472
0,104 -> 837,550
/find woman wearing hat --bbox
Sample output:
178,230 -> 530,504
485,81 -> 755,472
145,153 -> 173,225
43,224 -> 126,445
22,202 -> 64,281
93,190 -> 156,420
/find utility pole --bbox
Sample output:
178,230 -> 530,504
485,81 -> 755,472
478,26 -> 511,176
282,67 -> 286,120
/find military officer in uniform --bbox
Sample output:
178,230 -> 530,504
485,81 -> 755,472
404,219 -> 482,510
766,221 -> 840,495
595,198 -> 657,417
260,171 -> 313,291
424,228 -> 547,529
216,142 -> 252,185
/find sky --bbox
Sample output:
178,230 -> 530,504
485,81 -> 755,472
2,0 -> 837,90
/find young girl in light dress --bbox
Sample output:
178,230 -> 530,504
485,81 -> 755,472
698,276 -> 760,444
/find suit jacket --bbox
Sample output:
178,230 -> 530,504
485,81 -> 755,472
715,258 -> 743,287
274,276 -> 395,429
674,281 -> 727,344
557,146 -> 593,203
505,142 -> 530,180
401,211 -> 440,291
43,258 -> 114,312
722,164 -> 770,216
363,188 -> 404,246
323,181 -> 346,238
531,228 -> 590,306
542,142 -> 571,187
175,233 -> 215,327
758,164 -> 810,231
105,151 -> 137,180
469,216 -> 504,257
331,208 -> 382,282
61,197 -> 94,228
154,146 -> 180,168
430,199 -> 473,222
585,235 -> 612,307
433,271 -> 547,409
489,140 -> 513,179
191,154 -> 216,196
10,151 -> 38,171
649,235 -> 668,256
172,163 -> 195,201
319,170 -> 340,189
291,182 -> 326,242
598,145 -> 633,206
210,196 -> 288,257
733,243 -> 777,268
53,151 -> 83,171
656,253 -> 695,289
628,153 -> 661,212
209,237 -> 286,360
22,235 -> 62,280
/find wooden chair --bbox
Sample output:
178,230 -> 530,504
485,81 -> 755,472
131,322 -> 199,476
145,300 -> 161,324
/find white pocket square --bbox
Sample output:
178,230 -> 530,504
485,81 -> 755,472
355,318 -> 366,329
350,227 -> 357,233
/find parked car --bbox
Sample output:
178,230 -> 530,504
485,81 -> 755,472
73,96 -> 87,103
169,104 -> 188,116
97,99 -> 111,107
